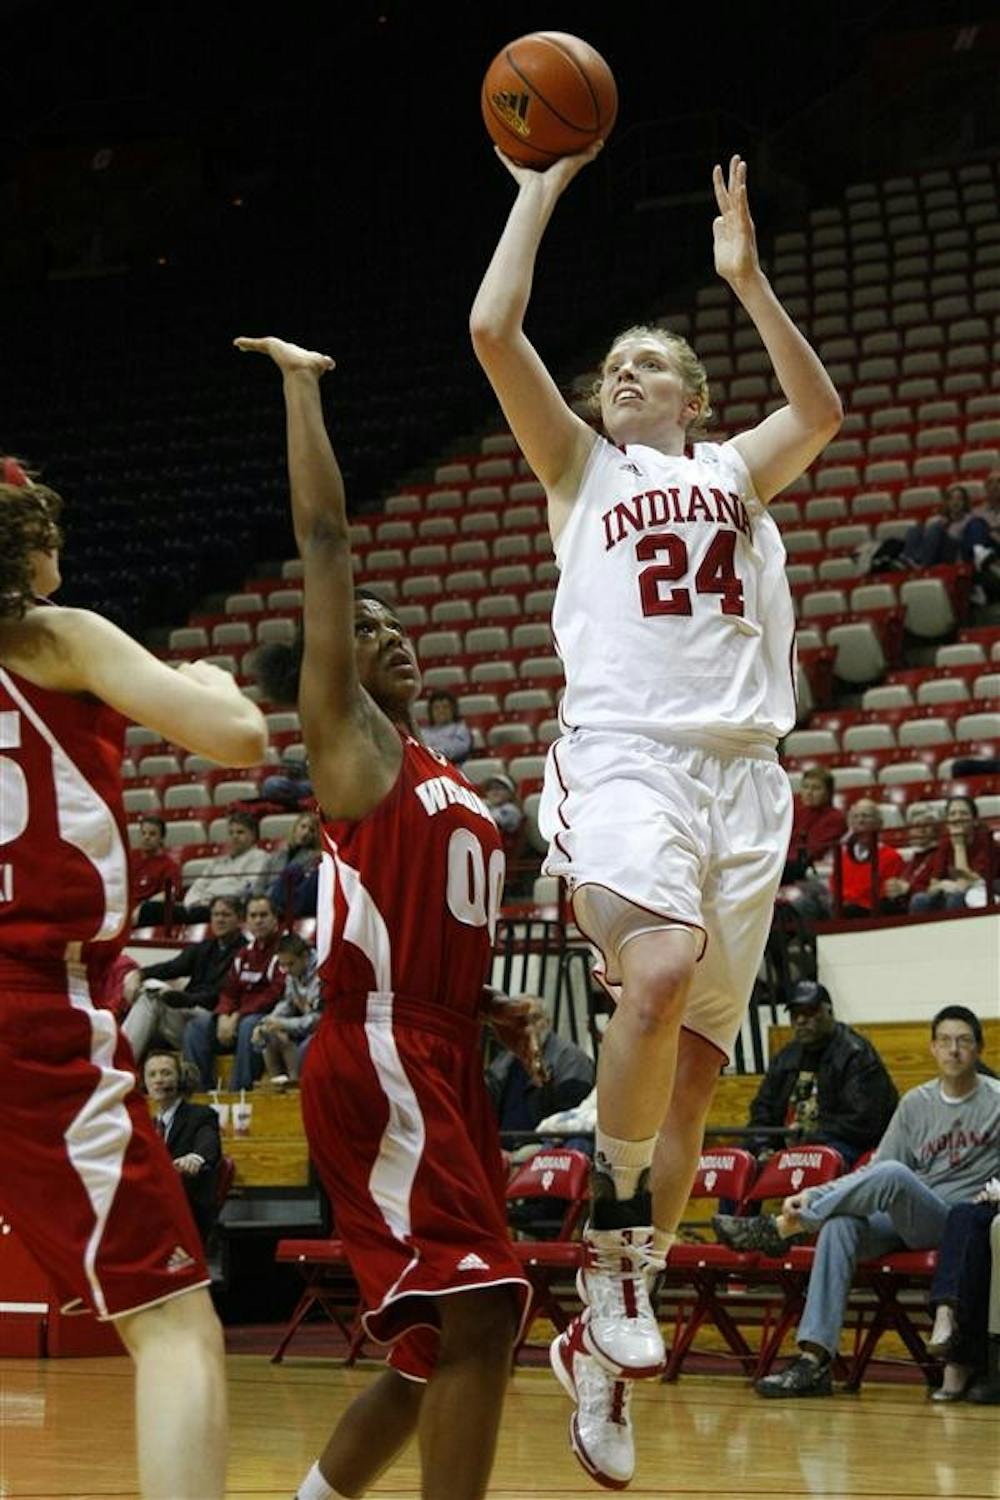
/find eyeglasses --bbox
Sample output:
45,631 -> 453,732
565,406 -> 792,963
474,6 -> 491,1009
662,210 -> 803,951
933,1035 -> 978,1052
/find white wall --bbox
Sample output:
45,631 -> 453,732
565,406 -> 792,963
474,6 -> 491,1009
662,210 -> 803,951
816,913 -> 1000,1025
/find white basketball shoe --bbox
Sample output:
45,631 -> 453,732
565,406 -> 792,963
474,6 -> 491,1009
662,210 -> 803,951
550,1319 -> 635,1491
576,1167 -> 665,1377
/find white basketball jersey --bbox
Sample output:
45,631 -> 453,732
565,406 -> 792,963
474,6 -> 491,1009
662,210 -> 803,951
551,436 -> 796,746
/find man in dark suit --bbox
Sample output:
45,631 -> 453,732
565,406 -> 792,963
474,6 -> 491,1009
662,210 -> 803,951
143,1048 -> 223,1245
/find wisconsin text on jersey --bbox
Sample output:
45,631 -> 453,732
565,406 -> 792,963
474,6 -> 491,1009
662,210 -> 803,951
601,485 -> 753,551
414,775 -> 495,827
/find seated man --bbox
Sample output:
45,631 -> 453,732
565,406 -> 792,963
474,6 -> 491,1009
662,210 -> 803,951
835,799 -> 904,918
144,1048 -> 223,1246
485,997 -> 595,1134
252,932 -> 322,1085
130,815 -> 183,926
176,811 -> 270,924
746,981 -> 897,1168
184,894 -> 285,1091
122,895 -> 248,1067
713,1005 -> 1000,1397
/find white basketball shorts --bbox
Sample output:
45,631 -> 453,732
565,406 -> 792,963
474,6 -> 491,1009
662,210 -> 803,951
540,728 -> 793,1061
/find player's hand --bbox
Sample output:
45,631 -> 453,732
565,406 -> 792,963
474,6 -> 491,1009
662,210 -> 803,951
216,1014 -> 238,1046
494,140 -> 602,198
712,154 -> 761,290
234,336 -> 335,378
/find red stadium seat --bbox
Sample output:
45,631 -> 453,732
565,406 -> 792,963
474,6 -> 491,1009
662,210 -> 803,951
506,1147 -> 591,1363
270,1238 -> 365,1365
661,1148 -> 759,1380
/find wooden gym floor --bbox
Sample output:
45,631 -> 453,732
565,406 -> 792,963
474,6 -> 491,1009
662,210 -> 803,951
2,1354 -> 998,1500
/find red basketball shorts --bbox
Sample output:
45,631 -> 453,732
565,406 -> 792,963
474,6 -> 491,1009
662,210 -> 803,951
301,996 -> 530,1380
0,961 -> 208,1320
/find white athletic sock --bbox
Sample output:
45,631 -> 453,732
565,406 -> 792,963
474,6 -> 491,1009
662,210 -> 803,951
594,1130 -> 656,1202
296,1460 -> 350,1500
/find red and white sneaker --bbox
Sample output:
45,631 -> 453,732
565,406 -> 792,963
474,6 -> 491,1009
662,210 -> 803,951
577,1227 -> 665,1379
550,1319 -> 635,1491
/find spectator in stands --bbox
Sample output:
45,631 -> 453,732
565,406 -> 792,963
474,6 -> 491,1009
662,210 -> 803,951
744,981 -> 897,1168
177,810 -> 270,923
901,484 -> 974,568
486,997 -> 595,1133
909,795 -> 995,913
130,815 -> 183,927
964,467 -> 1000,603
265,810 -> 322,919
778,768 -> 846,918
251,932 -> 322,1085
484,771 -> 529,897
713,1005 -> 1000,1397
926,1182 -> 1000,1401
144,1048 -> 222,1247
834,799 -> 904,918
260,743 -> 314,808
880,801 -> 941,913
422,689 -> 473,765
122,895 -> 248,1067
184,893 -> 286,1091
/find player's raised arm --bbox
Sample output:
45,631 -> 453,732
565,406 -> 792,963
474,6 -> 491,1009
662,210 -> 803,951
54,616 -> 268,766
714,155 -> 843,502
234,336 -> 403,818
470,150 -> 600,512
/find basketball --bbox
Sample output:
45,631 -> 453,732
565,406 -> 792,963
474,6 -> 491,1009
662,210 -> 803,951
481,32 -> 618,170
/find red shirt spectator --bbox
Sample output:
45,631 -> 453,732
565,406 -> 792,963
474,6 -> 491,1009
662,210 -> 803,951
786,767 -> 847,876
835,799 -> 904,913
216,897 -> 285,1019
926,814 -> 993,885
130,816 -> 182,906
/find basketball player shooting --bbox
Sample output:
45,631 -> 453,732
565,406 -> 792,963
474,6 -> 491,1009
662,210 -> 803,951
471,152 -> 842,1487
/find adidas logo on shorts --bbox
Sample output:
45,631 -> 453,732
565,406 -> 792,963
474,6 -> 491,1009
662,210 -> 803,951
456,1252 -> 490,1272
166,1245 -> 196,1274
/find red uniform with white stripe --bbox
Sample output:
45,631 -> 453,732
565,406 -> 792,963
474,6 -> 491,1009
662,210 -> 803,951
302,732 -> 529,1379
0,663 -> 207,1319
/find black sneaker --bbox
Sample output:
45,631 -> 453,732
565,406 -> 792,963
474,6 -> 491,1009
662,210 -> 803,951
755,1355 -> 833,1398
711,1213 -> 806,1257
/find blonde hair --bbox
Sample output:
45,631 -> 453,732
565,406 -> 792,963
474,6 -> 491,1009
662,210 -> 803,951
587,324 -> 713,440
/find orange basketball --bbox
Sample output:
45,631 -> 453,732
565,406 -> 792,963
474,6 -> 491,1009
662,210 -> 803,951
481,31 -> 618,169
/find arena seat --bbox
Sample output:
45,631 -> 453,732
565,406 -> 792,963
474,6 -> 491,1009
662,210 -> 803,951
661,1148 -> 759,1380
690,1146 -> 847,1380
270,1238 -> 364,1365
505,1147 -> 591,1362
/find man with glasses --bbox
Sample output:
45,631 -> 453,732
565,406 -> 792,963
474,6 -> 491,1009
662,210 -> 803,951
713,1004 -> 1000,1396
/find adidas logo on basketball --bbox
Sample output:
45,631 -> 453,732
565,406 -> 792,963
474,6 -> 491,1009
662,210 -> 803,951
457,1252 -> 490,1272
166,1245 -> 196,1274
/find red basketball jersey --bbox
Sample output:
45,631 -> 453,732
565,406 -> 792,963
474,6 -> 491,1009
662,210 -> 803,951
318,734 -> 505,1020
0,665 -> 130,973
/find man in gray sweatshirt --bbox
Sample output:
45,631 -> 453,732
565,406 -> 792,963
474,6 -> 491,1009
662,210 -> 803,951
713,1004 -> 1000,1396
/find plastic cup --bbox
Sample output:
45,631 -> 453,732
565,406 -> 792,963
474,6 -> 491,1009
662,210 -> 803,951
232,1101 -> 253,1136
211,1102 -> 231,1132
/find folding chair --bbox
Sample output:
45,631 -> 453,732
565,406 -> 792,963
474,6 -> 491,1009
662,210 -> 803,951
661,1148 -> 759,1380
506,1147 -> 592,1362
842,1247 -> 939,1390
745,1146 -> 851,1377
271,1237 -> 365,1364
670,1146 -> 847,1380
